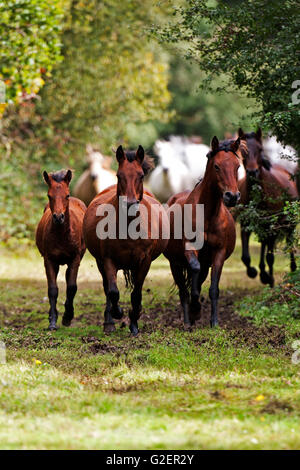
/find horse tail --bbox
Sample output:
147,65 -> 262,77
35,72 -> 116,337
123,269 -> 135,290
169,265 -> 192,295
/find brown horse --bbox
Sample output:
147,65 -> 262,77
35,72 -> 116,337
164,136 -> 241,328
36,170 -> 86,330
83,145 -> 169,336
238,128 -> 298,287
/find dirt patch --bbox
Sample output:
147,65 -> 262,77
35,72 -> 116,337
138,289 -> 288,353
81,333 -> 151,356
261,399 -> 294,415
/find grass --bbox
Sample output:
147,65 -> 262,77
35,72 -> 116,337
0,236 -> 300,449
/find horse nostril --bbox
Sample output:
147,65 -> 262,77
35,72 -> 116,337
53,213 -> 64,224
225,191 -> 232,198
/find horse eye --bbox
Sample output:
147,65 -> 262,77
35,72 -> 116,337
66,195 -> 70,199
140,174 -> 144,180
214,164 -> 220,171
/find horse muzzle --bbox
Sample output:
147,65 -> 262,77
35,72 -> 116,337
52,213 -> 65,225
246,169 -> 259,179
223,191 -> 240,207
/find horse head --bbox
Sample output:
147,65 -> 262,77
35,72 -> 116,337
86,144 -> 106,181
43,169 -> 72,225
116,145 -> 152,209
238,128 -> 271,180
207,136 -> 241,207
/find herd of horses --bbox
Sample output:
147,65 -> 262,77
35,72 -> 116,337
36,129 -> 299,333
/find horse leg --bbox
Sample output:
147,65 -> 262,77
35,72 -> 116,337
44,258 -> 59,330
241,228 -> 257,278
129,260 -> 151,336
259,241 -> 269,285
190,262 -> 209,324
287,229 -> 297,272
103,258 -> 123,321
96,260 -> 116,333
62,257 -> 80,327
170,261 -> 191,329
209,251 -> 225,327
266,237 -> 275,288
290,251 -> 297,273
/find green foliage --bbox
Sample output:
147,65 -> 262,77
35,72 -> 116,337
0,0 -> 63,104
152,53 -> 257,143
237,185 -> 300,245
239,268 -> 300,328
38,0 -> 172,153
160,0 -> 300,153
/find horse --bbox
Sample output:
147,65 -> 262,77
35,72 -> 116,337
83,145 -> 169,336
164,136 -> 241,328
73,144 -> 117,206
263,135 -> 298,176
36,170 -> 86,330
148,139 -> 194,202
238,128 -> 298,287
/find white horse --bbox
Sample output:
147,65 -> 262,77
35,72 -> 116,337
73,145 -> 117,206
149,136 -> 210,202
148,140 -> 195,202
263,136 -> 298,175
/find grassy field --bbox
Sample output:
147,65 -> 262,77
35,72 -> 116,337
0,236 -> 299,450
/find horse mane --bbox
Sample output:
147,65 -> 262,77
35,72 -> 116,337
206,140 -> 239,160
124,151 -> 154,175
50,170 -> 71,183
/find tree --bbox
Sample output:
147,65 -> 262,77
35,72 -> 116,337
0,0 -> 63,108
38,0 -> 172,156
160,0 -> 300,155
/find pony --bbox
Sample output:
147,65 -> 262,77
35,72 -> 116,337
238,128 -> 298,287
164,136 -> 241,328
36,170 -> 86,330
83,145 -> 169,335
73,144 -> 117,206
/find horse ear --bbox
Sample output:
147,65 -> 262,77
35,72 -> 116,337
43,171 -> 50,185
211,136 -> 219,152
238,128 -> 246,139
136,145 -> 144,164
230,137 -> 240,153
256,128 -> 262,142
116,145 -> 125,163
64,169 -> 72,184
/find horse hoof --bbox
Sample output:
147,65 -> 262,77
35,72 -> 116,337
291,261 -> 297,272
260,271 -> 270,285
210,320 -> 218,328
183,322 -> 192,331
104,322 -> 116,334
130,324 -> 139,336
190,302 -> 201,322
48,324 -> 58,331
247,267 -> 257,278
111,306 -> 124,320
62,316 -> 72,327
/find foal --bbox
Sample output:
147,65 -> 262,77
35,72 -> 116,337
36,170 -> 86,330
164,137 -> 241,328
83,145 -> 169,335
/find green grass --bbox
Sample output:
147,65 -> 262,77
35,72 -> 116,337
0,239 -> 300,449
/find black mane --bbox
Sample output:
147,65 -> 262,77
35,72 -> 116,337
50,170 -> 70,182
207,140 -> 238,160
124,151 -> 154,175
